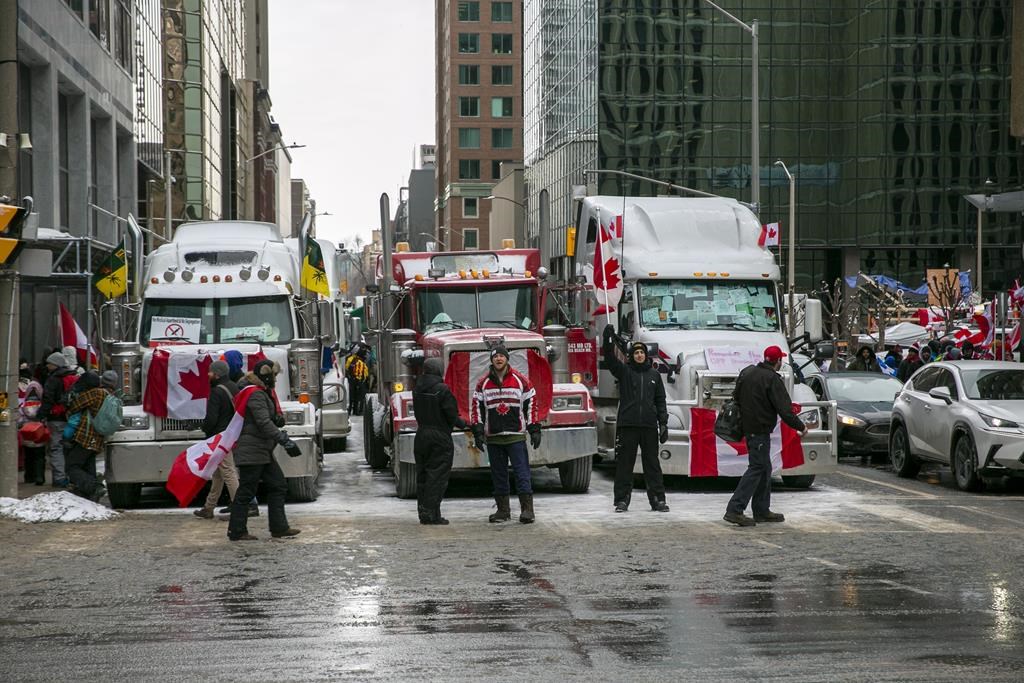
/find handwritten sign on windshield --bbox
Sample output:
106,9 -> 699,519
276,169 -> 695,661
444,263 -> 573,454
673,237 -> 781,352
151,316 -> 202,344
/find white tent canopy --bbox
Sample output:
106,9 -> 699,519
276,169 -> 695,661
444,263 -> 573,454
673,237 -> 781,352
857,321 -> 931,347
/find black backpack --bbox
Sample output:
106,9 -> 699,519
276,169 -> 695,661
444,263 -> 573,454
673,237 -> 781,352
714,368 -> 748,442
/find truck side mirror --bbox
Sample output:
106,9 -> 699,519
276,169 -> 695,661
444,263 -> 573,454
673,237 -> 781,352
366,296 -> 380,330
317,299 -> 337,346
813,341 -> 834,361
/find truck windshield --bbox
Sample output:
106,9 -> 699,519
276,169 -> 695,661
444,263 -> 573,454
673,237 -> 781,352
140,295 -> 295,345
418,286 -> 536,332
637,280 -> 779,332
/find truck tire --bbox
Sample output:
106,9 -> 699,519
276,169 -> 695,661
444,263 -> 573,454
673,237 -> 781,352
286,475 -> 319,502
558,455 -> 592,493
781,475 -> 815,489
394,460 -> 417,499
363,400 -> 389,470
107,483 -> 141,509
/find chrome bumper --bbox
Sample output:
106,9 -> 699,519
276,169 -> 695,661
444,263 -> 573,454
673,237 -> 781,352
394,426 -> 597,468
322,406 -> 352,439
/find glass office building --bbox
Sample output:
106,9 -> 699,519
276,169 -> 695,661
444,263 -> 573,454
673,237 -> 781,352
525,0 -> 1021,294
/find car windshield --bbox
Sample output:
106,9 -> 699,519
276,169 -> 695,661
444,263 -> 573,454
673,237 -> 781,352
960,369 -> 1024,400
637,279 -> 779,331
418,286 -> 535,332
826,375 -> 903,401
140,295 -> 295,345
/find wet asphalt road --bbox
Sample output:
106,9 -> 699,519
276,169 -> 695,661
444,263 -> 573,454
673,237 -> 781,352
2,416 -> 1024,681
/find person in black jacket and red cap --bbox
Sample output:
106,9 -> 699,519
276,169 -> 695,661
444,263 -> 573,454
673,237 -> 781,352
412,357 -> 468,525
724,345 -> 807,527
602,325 -> 670,513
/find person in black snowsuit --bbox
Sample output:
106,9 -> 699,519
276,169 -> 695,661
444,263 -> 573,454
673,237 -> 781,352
602,325 -> 670,513
412,358 -> 468,525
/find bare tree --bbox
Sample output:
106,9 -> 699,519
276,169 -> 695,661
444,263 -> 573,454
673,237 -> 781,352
927,268 -> 970,337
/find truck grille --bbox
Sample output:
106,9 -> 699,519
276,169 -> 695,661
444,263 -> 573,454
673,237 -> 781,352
160,418 -> 204,433
699,375 -> 737,407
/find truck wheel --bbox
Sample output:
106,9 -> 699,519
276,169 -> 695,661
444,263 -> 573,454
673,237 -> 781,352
781,475 -> 815,489
394,460 -> 417,499
286,475 -> 319,502
324,437 -> 347,453
558,455 -> 592,493
107,483 -> 141,509
363,400 -> 389,470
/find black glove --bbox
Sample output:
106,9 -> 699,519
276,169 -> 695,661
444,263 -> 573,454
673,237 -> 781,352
283,439 -> 302,458
528,424 -> 542,449
659,424 -> 669,444
272,413 -> 286,428
470,424 -> 486,450
602,324 -> 615,349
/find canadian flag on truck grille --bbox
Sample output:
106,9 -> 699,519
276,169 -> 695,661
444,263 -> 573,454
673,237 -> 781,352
688,406 -> 803,477
143,348 -> 266,419
444,348 -> 552,423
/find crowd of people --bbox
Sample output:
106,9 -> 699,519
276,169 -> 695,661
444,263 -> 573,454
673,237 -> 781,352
815,336 -> 1006,383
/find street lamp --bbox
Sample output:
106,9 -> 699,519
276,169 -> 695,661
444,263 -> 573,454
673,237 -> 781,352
978,178 -> 996,297
701,0 -> 760,212
484,194 -> 525,208
774,160 -> 795,336
484,195 -> 526,248
245,142 -> 306,164
418,232 -> 447,250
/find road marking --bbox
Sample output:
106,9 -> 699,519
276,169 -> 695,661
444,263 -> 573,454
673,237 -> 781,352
786,518 -> 858,533
753,539 -> 783,549
950,505 -> 1022,525
805,556 -> 934,594
805,556 -> 844,568
837,470 -> 939,499
851,503 -> 979,533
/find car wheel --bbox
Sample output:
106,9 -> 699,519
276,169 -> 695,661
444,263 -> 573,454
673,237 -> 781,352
952,431 -> 983,492
889,424 -> 920,478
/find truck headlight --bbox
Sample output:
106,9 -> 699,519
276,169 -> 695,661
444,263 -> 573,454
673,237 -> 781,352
120,415 -> 150,430
285,410 -> 305,426
838,412 -> 866,427
798,409 -> 821,430
551,395 -> 584,411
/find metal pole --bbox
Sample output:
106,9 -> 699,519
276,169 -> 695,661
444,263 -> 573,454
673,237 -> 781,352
750,20 -> 760,213
0,272 -> 18,497
976,204 -> 982,300
165,149 -> 172,240
85,233 -> 92,371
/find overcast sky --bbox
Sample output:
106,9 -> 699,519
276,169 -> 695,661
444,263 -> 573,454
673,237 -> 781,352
268,0 -> 435,249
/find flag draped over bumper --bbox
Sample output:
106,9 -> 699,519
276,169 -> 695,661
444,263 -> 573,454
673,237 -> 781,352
688,406 -> 804,477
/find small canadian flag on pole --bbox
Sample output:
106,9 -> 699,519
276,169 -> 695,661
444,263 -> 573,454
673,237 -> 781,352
758,222 -> 781,248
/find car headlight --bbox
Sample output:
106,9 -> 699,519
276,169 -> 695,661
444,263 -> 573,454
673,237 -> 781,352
285,410 -> 305,426
120,415 -> 150,430
838,412 -> 866,427
980,413 -> 1020,430
551,395 -> 584,411
798,409 -> 820,430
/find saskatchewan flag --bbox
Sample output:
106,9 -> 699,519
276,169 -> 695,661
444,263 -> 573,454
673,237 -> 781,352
301,238 -> 330,297
93,240 -> 128,299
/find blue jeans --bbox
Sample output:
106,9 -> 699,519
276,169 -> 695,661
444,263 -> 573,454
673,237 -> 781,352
727,433 -> 772,516
488,440 -> 532,495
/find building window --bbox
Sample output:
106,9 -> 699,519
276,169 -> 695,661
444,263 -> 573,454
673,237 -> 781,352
492,33 -> 513,54
464,197 -> 479,218
492,128 -> 514,148
459,96 -> 480,117
90,0 -> 109,49
113,0 -> 131,69
459,159 -> 481,180
58,94 -> 70,229
63,0 -> 84,19
458,33 -> 479,53
492,160 -> 513,179
492,2 -> 513,22
492,65 -> 513,85
463,228 -> 479,250
457,1 -> 479,21
458,128 -> 480,148
458,64 -> 479,85
491,96 -> 513,117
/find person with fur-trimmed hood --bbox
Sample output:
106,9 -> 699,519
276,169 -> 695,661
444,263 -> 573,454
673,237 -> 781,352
845,345 -> 882,373
471,346 -> 541,524
227,360 -> 303,542
602,325 -> 670,513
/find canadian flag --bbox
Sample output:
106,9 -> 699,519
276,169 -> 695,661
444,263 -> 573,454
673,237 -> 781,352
967,300 -> 996,348
165,384 -> 260,506
688,406 -> 804,477
58,303 -> 98,366
758,222 -> 781,248
143,347 -> 267,419
444,348 -> 552,423
589,212 -> 624,314
915,307 -> 946,329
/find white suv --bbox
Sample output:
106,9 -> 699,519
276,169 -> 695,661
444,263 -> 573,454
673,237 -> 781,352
889,361 -> 1024,490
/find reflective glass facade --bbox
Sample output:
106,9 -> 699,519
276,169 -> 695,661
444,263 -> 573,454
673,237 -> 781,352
525,1 -> 1022,293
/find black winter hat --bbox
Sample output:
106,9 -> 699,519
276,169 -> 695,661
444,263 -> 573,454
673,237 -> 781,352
423,357 -> 444,377
490,346 -> 510,361
254,359 -> 277,388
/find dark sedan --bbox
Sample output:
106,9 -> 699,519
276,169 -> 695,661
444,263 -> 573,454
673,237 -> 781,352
804,372 -> 904,458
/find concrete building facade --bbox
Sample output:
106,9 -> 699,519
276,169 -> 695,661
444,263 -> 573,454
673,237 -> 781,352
435,0 -> 524,251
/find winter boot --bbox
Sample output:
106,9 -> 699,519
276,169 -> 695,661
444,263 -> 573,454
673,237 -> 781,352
488,495 -> 511,523
518,493 -> 535,524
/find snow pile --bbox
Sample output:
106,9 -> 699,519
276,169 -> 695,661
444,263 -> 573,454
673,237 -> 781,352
0,491 -> 119,523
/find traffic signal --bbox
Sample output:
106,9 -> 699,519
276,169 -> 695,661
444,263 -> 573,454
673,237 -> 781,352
0,204 -> 28,267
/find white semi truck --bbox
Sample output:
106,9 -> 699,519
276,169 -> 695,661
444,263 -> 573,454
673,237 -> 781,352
100,216 -> 342,507
566,195 -> 838,487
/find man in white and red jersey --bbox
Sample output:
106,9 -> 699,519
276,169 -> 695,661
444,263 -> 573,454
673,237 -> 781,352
471,346 -> 542,524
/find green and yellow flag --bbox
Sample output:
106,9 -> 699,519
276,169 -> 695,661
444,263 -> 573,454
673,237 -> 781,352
301,238 -> 330,297
93,239 -> 128,299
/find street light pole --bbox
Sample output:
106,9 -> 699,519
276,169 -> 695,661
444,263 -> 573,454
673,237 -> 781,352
775,160 -> 795,336
702,0 -> 759,212
977,178 -> 996,299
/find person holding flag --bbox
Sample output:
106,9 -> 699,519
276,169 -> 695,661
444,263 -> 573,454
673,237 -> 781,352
227,360 -> 303,541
